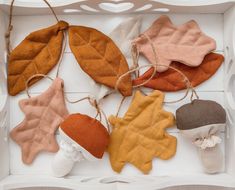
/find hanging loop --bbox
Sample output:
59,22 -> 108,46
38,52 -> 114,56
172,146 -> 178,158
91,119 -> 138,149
25,74 -> 54,98
115,34 -> 199,104
5,0 -> 59,58
65,95 -> 111,134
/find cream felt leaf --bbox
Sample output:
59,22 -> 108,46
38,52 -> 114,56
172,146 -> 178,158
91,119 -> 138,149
10,78 -> 69,164
69,26 -> 132,97
108,90 -> 177,174
89,80 -> 113,102
8,21 -> 69,96
133,15 -> 216,72
110,16 -> 142,59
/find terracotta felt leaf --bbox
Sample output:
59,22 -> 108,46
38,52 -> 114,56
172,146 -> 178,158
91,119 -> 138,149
10,78 -> 69,164
69,26 -> 132,97
108,90 -> 177,174
8,21 -> 69,96
133,53 -> 224,91
110,16 -> 142,59
133,15 -> 216,72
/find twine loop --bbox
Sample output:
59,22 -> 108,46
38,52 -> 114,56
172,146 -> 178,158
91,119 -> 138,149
25,73 -> 111,134
5,0 -> 59,58
115,33 -> 199,105
25,74 -> 54,98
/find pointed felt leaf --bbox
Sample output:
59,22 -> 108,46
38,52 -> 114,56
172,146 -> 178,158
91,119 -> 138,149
8,21 -> 69,96
133,53 -> 224,91
110,16 -> 142,58
133,15 -> 216,72
69,26 -> 132,97
108,90 -> 177,174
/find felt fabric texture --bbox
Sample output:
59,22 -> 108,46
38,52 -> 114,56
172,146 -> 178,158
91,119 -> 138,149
8,21 -> 69,96
89,80 -> 113,102
133,15 -> 216,72
176,99 -> 226,174
52,138 -> 85,177
88,17 -> 142,101
110,16 -> 142,59
60,113 -> 109,159
69,26 -> 132,97
133,53 -> 224,91
108,90 -> 177,174
199,145 -> 223,174
52,117 -> 109,178
176,99 -> 226,130
10,78 -> 69,165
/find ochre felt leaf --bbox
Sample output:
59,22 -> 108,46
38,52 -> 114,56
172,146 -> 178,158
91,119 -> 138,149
133,53 -> 224,91
8,21 -> 69,96
10,78 -> 69,164
108,90 -> 177,174
133,15 -> 216,72
69,26 -> 132,97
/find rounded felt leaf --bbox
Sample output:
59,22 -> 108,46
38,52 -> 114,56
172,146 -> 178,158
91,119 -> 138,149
8,21 -> 69,96
133,53 -> 224,91
68,26 -> 132,97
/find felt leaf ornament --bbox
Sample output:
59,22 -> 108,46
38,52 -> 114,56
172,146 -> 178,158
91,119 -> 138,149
88,17 -> 141,102
110,16 -> 142,59
133,53 -> 224,91
10,78 -> 69,164
108,90 -> 177,174
176,99 -> 226,174
133,15 -> 216,72
8,21 -> 69,96
69,26 -> 132,97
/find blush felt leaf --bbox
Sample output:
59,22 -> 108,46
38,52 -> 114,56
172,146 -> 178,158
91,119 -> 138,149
68,26 -> 132,97
133,53 -> 224,91
10,78 -> 69,164
133,15 -> 216,72
108,90 -> 177,174
8,21 -> 69,96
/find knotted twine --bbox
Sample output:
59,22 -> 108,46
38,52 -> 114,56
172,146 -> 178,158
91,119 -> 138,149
6,0 -> 110,133
115,33 -> 199,116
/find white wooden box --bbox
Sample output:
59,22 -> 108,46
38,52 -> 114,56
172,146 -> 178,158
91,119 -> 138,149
0,0 -> 235,189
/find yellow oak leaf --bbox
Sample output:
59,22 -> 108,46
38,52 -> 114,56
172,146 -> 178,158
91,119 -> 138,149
108,90 -> 177,174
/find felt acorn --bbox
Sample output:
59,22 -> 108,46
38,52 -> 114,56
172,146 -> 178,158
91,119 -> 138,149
52,113 -> 109,177
176,99 -> 226,174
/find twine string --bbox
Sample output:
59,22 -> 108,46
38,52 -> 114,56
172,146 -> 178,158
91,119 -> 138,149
115,34 -> 199,104
8,0 -> 110,133
115,96 -> 126,117
130,44 -> 140,77
5,0 -> 59,58
56,30 -> 67,78
25,74 -> 111,133
25,74 -> 54,98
